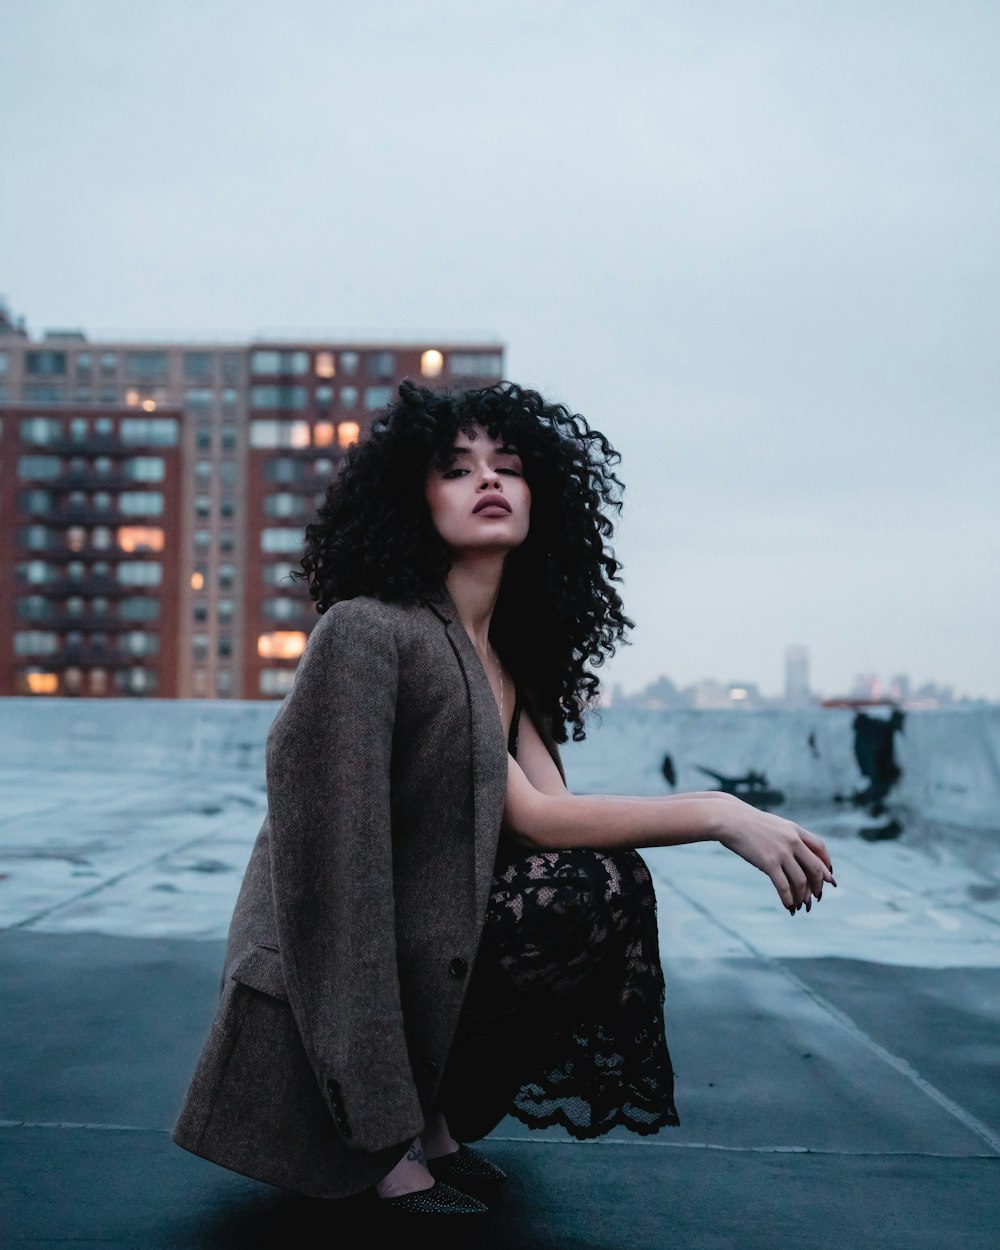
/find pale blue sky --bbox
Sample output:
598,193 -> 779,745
2,0 -> 997,698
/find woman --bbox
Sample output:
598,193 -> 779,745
171,380 -> 835,1215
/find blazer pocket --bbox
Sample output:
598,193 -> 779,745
229,944 -> 289,1002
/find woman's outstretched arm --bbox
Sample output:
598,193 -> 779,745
502,751 -> 835,914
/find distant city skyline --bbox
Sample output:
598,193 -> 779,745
613,665 -> 990,709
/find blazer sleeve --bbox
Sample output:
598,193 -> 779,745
264,596 -> 423,1154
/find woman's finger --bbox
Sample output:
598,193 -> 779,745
799,829 -> 833,873
794,844 -> 831,895
782,858 -> 808,910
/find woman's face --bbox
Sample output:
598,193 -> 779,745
425,423 -> 531,556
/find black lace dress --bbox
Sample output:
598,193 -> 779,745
437,687 -> 680,1143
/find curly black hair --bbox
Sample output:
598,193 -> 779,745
287,379 -> 633,742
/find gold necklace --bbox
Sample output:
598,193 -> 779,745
490,644 -> 504,719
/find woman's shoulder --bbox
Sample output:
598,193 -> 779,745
311,594 -> 433,645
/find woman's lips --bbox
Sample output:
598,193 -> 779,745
473,503 -> 512,516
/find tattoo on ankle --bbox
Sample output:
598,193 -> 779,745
406,1144 -> 427,1165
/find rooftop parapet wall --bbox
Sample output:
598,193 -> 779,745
0,698 -> 997,831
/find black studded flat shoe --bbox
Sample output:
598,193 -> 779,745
428,1144 -> 508,1185
377,1179 -> 488,1214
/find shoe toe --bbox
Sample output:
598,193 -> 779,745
379,1180 -> 488,1214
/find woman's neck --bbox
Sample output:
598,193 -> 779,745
444,554 -> 506,654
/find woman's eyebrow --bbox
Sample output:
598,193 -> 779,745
447,444 -> 520,457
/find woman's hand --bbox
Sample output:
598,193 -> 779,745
715,795 -> 836,914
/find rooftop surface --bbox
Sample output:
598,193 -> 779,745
1,719 -> 998,1248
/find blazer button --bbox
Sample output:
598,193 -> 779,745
326,1077 -> 340,1093
449,956 -> 468,979
420,1057 -> 439,1077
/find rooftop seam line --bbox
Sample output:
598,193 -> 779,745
4,809 -> 254,932
1,1122 -> 996,1160
653,869 -> 1000,1157
0,766 -> 208,832
488,1134 -> 1000,1158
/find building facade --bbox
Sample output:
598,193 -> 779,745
0,305 -> 504,698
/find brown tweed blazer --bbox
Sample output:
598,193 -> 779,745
171,585 -> 566,1199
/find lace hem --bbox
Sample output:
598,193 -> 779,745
507,1100 -> 681,1141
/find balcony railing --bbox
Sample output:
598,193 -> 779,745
23,542 -> 159,560
24,648 -> 136,669
20,436 -> 131,456
17,613 -> 134,632
23,577 -> 134,597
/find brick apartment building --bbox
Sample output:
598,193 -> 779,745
0,299 -> 504,698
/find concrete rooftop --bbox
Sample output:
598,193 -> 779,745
1,703 -> 998,1248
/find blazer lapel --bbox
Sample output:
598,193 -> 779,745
426,587 -> 508,921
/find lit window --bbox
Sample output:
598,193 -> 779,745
191,571 -> 205,590
67,526 -> 86,552
26,672 -> 59,694
314,422 -> 334,447
315,352 -> 335,378
421,349 -> 444,378
338,421 -> 360,448
289,420 -> 310,448
118,526 -> 165,553
258,630 -> 307,659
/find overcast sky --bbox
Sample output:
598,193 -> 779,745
2,1 -> 997,699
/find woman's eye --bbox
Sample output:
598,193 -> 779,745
498,468 -> 521,476
443,468 -> 467,479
